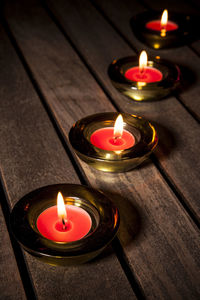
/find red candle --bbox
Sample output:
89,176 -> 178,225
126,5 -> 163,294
125,50 -> 163,83
146,9 -> 178,32
146,20 -> 178,31
90,127 -> 135,150
90,114 -> 135,151
125,66 -> 162,83
37,192 -> 92,242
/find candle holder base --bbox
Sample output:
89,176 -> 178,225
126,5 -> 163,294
108,56 -> 180,101
10,184 -> 120,266
130,11 -> 199,49
69,112 -> 158,172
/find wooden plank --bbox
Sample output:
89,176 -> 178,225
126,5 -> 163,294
0,205 -> 26,299
82,163 -> 200,300
0,22 -> 135,300
41,0 -> 200,221
190,40 -> 200,55
4,0 -> 200,298
140,0 -> 200,14
0,17 -> 25,300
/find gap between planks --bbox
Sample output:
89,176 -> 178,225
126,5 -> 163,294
40,0 -> 121,113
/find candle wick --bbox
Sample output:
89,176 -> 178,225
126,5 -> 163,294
139,64 -> 146,77
114,135 -> 121,142
160,21 -> 167,32
62,218 -> 66,230
161,24 -> 166,30
140,67 -> 144,75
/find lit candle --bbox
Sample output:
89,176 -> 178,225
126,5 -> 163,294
124,50 -> 163,83
146,9 -> 178,34
37,192 -> 92,242
90,114 -> 135,151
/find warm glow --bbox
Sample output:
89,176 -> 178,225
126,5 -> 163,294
57,192 -> 67,221
154,43 -> 160,49
161,9 -> 168,28
139,50 -> 147,73
114,114 -> 123,138
137,82 -> 146,88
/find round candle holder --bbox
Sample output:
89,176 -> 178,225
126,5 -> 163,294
69,112 -> 158,172
108,56 -> 180,101
130,11 -> 198,49
10,184 -> 120,266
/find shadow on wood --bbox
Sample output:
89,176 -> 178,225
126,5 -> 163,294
153,121 -> 177,159
177,64 -> 198,93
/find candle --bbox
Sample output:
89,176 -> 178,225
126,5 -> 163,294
10,183 -> 120,265
130,9 -> 195,50
146,10 -> 178,33
124,50 -> 163,83
69,112 -> 159,172
37,192 -> 92,242
90,114 -> 135,151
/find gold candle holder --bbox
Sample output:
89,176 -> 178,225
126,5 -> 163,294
69,112 -> 158,172
108,56 -> 180,101
10,184 -> 120,266
131,11 -> 198,49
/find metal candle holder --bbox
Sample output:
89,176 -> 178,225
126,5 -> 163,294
10,184 -> 120,266
69,112 -> 158,172
108,56 -> 180,101
130,11 -> 198,49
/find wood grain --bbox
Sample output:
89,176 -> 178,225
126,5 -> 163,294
0,22 -> 134,300
4,0 -> 200,298
141,0 -> 200,14
42,0 -> 200,221
0,205 -> 26,299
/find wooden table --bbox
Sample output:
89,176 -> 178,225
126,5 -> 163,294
0,0 -> 200,299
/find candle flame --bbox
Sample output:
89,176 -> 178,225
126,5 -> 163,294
114,114 -> 123,139
161,9 -> 168,28
139,50 -> 147,73
57,192 -> 67,222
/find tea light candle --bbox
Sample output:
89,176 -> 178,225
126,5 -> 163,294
90,114 -> 135,151
108,52 -> 180,101
37,192 -> 92,242
131,9 -> 197,49
10,183 -> 120,265
146,10 -> 178,33
69,112 -> 159,172
124,50 -> 163,83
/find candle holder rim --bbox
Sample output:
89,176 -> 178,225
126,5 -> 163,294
108,56 -> 180,86
10,183 -> 120,263
132,11 -> 198,30
108,56 -> 180,101
69,112 -> 158,172
69,112 -> 158,161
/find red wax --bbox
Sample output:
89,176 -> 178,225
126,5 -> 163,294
146,20 -> 178,31
125,67 -> 163,83
90,127 -> 135,151
37,205 -> 92,242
